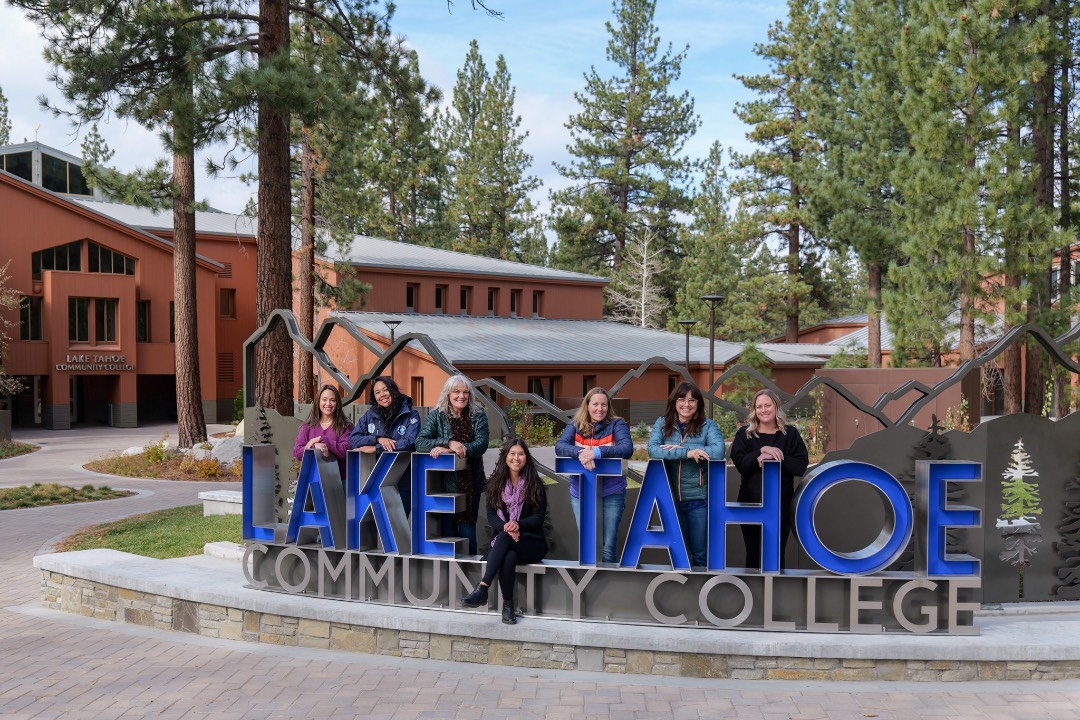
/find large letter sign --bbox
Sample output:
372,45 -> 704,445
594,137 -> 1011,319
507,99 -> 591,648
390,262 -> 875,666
243,452 -> 984,635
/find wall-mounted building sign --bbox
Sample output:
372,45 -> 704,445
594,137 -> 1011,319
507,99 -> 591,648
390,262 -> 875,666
54,354 -> 135,372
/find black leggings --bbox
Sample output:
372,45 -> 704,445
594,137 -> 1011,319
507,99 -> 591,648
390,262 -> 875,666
482,532 -> 547,601
738,479 -> 794,570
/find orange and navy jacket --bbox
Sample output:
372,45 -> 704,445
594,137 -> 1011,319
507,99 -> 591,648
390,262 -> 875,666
556,418 -> 633,498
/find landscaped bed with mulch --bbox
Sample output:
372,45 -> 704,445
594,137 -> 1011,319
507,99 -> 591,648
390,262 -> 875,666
85,437 -> 241,482
0,483 -> 132,510
0,440 -> 36,460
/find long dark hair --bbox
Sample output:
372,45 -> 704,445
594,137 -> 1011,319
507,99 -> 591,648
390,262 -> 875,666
662,382 -> 705,439
485,438 -> 545,516
306,384 -> 348,435
367,375 -> 404,420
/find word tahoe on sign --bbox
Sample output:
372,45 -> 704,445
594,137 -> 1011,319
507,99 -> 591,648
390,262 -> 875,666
242,447 -> 983,634
55,353 -> 135,371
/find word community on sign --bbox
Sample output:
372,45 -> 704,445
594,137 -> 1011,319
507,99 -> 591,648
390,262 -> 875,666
242,447 -> 983,634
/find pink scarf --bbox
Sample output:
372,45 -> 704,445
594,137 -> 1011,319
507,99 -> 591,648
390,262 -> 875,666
494,476 -> 527,545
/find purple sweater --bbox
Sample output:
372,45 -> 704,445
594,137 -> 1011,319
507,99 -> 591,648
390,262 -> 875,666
293,422 -> 353,480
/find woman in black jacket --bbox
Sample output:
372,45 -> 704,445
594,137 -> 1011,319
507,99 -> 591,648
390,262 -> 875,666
462,438 -> 548,624
729,388 -> 809,570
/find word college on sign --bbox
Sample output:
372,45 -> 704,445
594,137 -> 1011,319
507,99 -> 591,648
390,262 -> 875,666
242,447 -> 983,635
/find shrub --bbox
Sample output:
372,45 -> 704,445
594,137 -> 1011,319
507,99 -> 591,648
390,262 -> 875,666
143,435 -> 173,465
507,400 -> 558,446
630,422 -> 650,440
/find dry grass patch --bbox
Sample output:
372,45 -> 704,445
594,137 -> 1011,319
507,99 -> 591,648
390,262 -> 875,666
85,437 -> 240,481
0,440 -> 35,460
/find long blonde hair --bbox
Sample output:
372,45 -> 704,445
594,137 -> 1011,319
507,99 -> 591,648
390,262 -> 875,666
573,387 -> 618,437
746,388 -> 787,437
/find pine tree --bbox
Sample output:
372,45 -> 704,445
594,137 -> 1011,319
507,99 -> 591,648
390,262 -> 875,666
1000,438 -> 1043,523
441,43 -> 541,260
890,0 -> 1060,367
733,0 -> 822,343
549,0 -> 699,280
805,0 -> 906,366
0,262 -> 25,415
0,85 -> 11,145
670,142 -> 789,341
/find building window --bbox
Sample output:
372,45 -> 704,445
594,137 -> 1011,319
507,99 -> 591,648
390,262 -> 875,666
528,376 -> 557,403
42,153 -> 68,193
406,283 -> 419,313
88,242 -> 135,276
220,288 -> 237,319
1051,268 -> 1060,299
488,376 -> 506,401
582,375 -> 596,397
169,301 -> 175,343
19,296 -> 43,341
136,300 -> 151,342
94,298 -> 118,343
69,297 -> 89,343
532,290 -> 544,318
32,241 -> 82,281
510,289 -> 522,317
460,286 -> 472,315
1,151 -> 32,182
411,377 -> 424,406
435,285 -> 448,314
669,374 -> 681,394
487,288 -> 499,316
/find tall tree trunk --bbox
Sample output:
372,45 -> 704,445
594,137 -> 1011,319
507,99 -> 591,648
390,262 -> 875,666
1056,15 -> 1073,419
255,0 -> 294,417
297,127 -> 316,405
173,136 -> 207,447
1025,18 -> 1055,414
1003,117 -> 1023,414
867,261 -> 882,367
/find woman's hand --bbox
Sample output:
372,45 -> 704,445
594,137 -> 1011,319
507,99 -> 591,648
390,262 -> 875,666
429,446 -> 446,458
577,447 -> 596,471
314,441 -> 329,458
378,437 -> 397,452
757,446 -> 784,466
687,448 -> 710,462
503,520 -> 519,534
448,440 -> 467,457
358,445 -> 377,454
305,435 -> 322,451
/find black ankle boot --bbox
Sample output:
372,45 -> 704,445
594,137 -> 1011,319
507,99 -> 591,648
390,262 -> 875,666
462,584 -> 488,608
502,605 -> 516,624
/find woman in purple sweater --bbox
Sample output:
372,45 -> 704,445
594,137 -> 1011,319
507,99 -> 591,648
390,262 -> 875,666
293,384 -> 354,481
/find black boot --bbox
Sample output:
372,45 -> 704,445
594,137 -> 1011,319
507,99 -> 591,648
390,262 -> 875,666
502,605 -> 517,625
462,584 -> 488,608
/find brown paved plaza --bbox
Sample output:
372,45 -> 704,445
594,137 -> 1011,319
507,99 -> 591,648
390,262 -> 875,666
2,425 -> 1080,719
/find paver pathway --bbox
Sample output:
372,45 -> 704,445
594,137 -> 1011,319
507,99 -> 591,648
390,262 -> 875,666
2,424 -> 1080,719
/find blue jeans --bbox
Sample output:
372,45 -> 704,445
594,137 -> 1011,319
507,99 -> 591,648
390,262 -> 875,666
676,499 -> 708,567
570,490 -> 626,564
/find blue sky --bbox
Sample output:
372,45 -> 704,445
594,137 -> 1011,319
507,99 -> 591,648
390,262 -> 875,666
0,0 -> 783,216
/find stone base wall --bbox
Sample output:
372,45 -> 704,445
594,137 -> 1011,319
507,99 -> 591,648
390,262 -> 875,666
40,570 -> 1080,681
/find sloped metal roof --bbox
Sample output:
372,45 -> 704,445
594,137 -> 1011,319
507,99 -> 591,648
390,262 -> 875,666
332,312 -> 827,367
71,198 -> 258,237
336,236 -> 608,284
823,310 -> 1000,351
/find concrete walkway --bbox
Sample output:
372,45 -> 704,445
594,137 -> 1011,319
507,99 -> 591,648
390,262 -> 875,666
2,425 -> 1080,719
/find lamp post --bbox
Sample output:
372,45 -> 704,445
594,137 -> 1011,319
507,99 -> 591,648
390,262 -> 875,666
383,319 -> 402,381
700,295 -> 725,418
678,319 -> 698,370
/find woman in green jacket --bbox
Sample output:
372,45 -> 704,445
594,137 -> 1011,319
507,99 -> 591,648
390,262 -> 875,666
416,374 -> 489,554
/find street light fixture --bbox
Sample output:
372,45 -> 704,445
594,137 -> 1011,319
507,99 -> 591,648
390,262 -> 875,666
700,295 -> 726,418
383,319 -> 402,381
678,319 -> 698,370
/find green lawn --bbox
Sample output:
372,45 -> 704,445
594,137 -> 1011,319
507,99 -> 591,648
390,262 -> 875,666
0,440 -> 35,460
57,504 -> 244,558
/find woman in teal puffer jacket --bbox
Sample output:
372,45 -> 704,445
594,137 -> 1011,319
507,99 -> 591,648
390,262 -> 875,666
647,382 -> 725,567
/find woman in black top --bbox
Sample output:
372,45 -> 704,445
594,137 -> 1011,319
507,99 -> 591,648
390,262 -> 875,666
729,389 -> 809,570
461,438 -> 548,624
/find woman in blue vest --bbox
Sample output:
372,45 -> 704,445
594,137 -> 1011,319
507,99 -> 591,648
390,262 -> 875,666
647,382 -> 725,567
349,376 -> 421,513
555,387 -> 633,563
